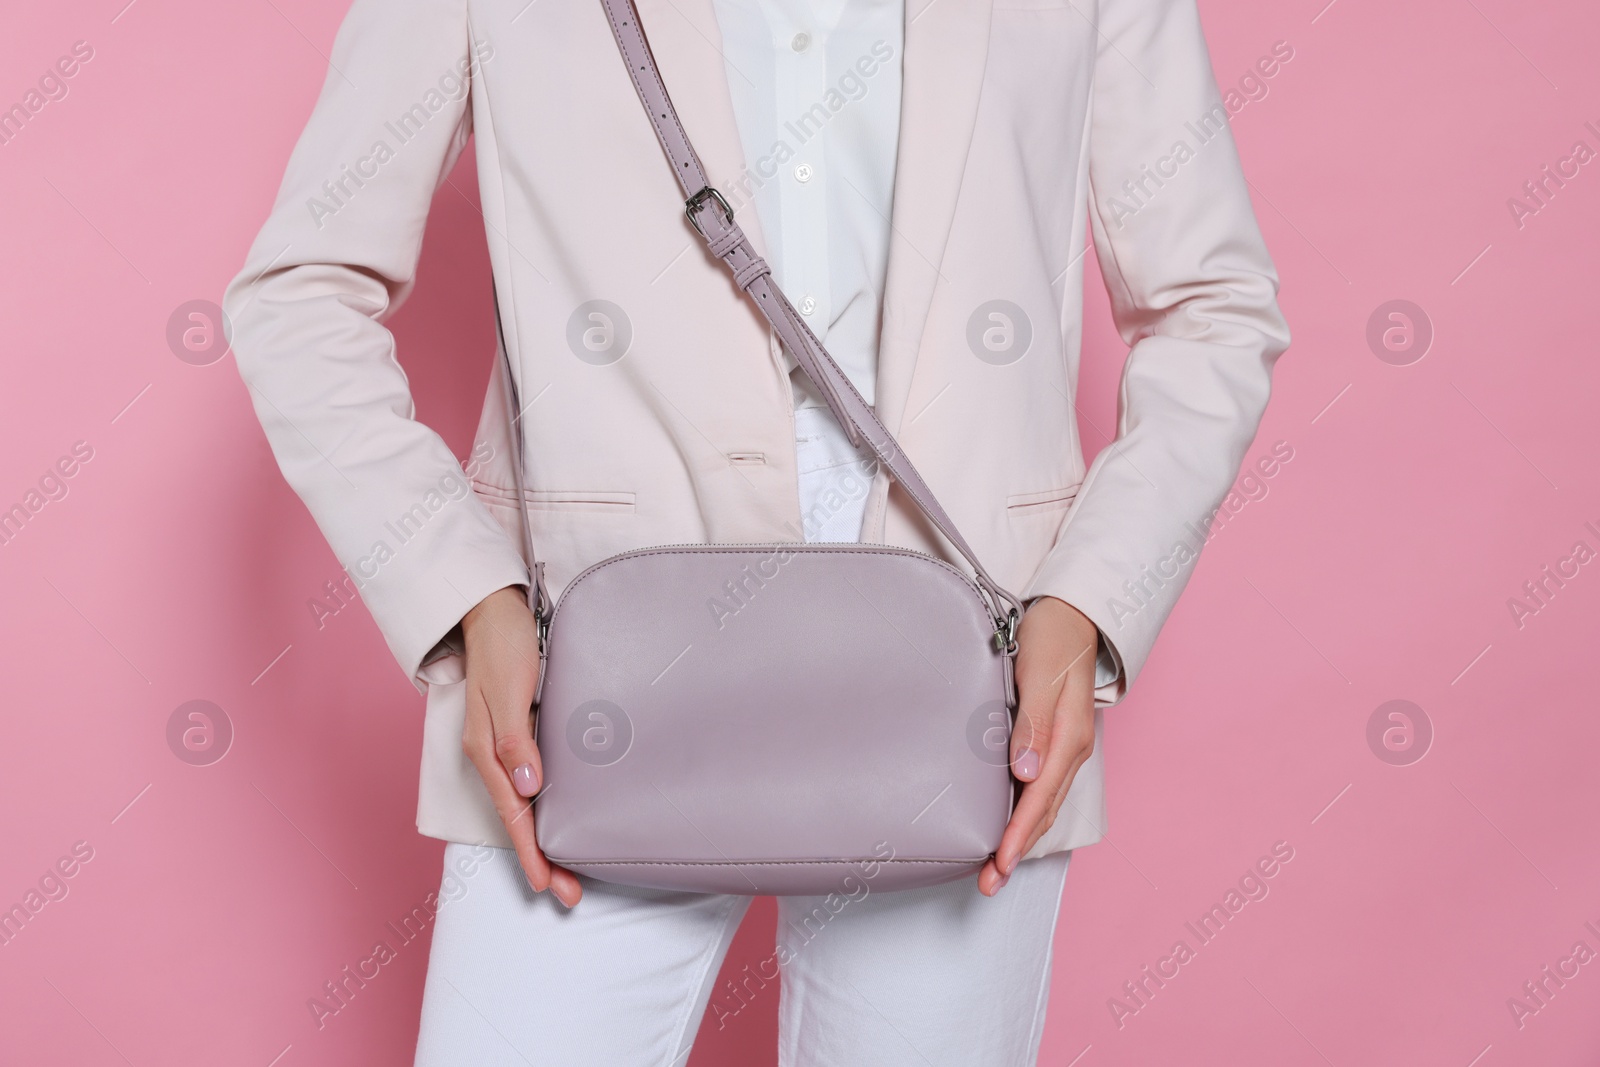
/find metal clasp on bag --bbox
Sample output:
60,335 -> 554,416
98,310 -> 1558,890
529,560 -> 553,654
684,186 -> 734,238
993,609 -> 1020,655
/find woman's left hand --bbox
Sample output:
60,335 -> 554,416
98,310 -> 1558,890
979,595 -> 1099,895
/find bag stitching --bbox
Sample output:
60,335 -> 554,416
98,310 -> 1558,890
547,857 -> 984,867
543,545 -> 997,663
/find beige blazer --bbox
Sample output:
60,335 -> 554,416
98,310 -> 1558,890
224,0 -> 1289,859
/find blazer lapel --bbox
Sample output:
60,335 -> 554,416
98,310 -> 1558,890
633,0 -> 772,263
874,0 -> 994,439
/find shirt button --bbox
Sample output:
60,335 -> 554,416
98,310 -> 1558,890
791,32 -> 811,52
799,296 -> 817,315
794,163 -> 813,183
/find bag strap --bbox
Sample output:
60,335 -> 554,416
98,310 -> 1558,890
491,0 -> 1025,643
490,281 -> 552,636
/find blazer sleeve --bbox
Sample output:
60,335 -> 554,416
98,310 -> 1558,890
222,0 -> 529,691
1023,0 -> 1291,705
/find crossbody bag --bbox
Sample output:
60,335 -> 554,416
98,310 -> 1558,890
491,0 -> 1026,894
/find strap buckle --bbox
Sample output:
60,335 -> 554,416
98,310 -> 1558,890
684,186 -> 734,238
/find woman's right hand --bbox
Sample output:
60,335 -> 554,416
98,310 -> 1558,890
460,585 -> 583,908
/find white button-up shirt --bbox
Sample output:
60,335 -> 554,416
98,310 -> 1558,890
710,1 -> 1120,686
709,0 -> 903,542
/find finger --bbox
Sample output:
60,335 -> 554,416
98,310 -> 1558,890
996,635 -> 1073,865
995,726 -> 1070,870
996,668 -> 1095,875
1008,665 -> 1064,786
1009,627 -> 1093,782
471,614 -> 546,798
977,857 -> 1010,897
461,598 -> 581,907
994,742 -> 1092,877
1018,744 -> 1094,859
482,684 -> 566,900
496,715 -> 546,802
1027,691 -> 1095,844
1009,701 -> 1051,784
464,682 -> 554,890
995,759 -> 1066,877
491,759 -> 552,890
468,711 -> 583,908
549,866 -> 584,908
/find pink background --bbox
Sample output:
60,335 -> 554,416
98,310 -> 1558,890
3,0 -> 1598,1063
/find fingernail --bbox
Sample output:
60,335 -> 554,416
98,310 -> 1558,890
1002,853 -> 1018,876
995,873 -> 1010,891
512,763 -> 541,797
1013,748 -> 1040,782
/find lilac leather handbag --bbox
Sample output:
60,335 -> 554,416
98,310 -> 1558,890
493,0 -> 1026,895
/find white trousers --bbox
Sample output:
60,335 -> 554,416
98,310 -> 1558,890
414,843 -> 1071,1066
